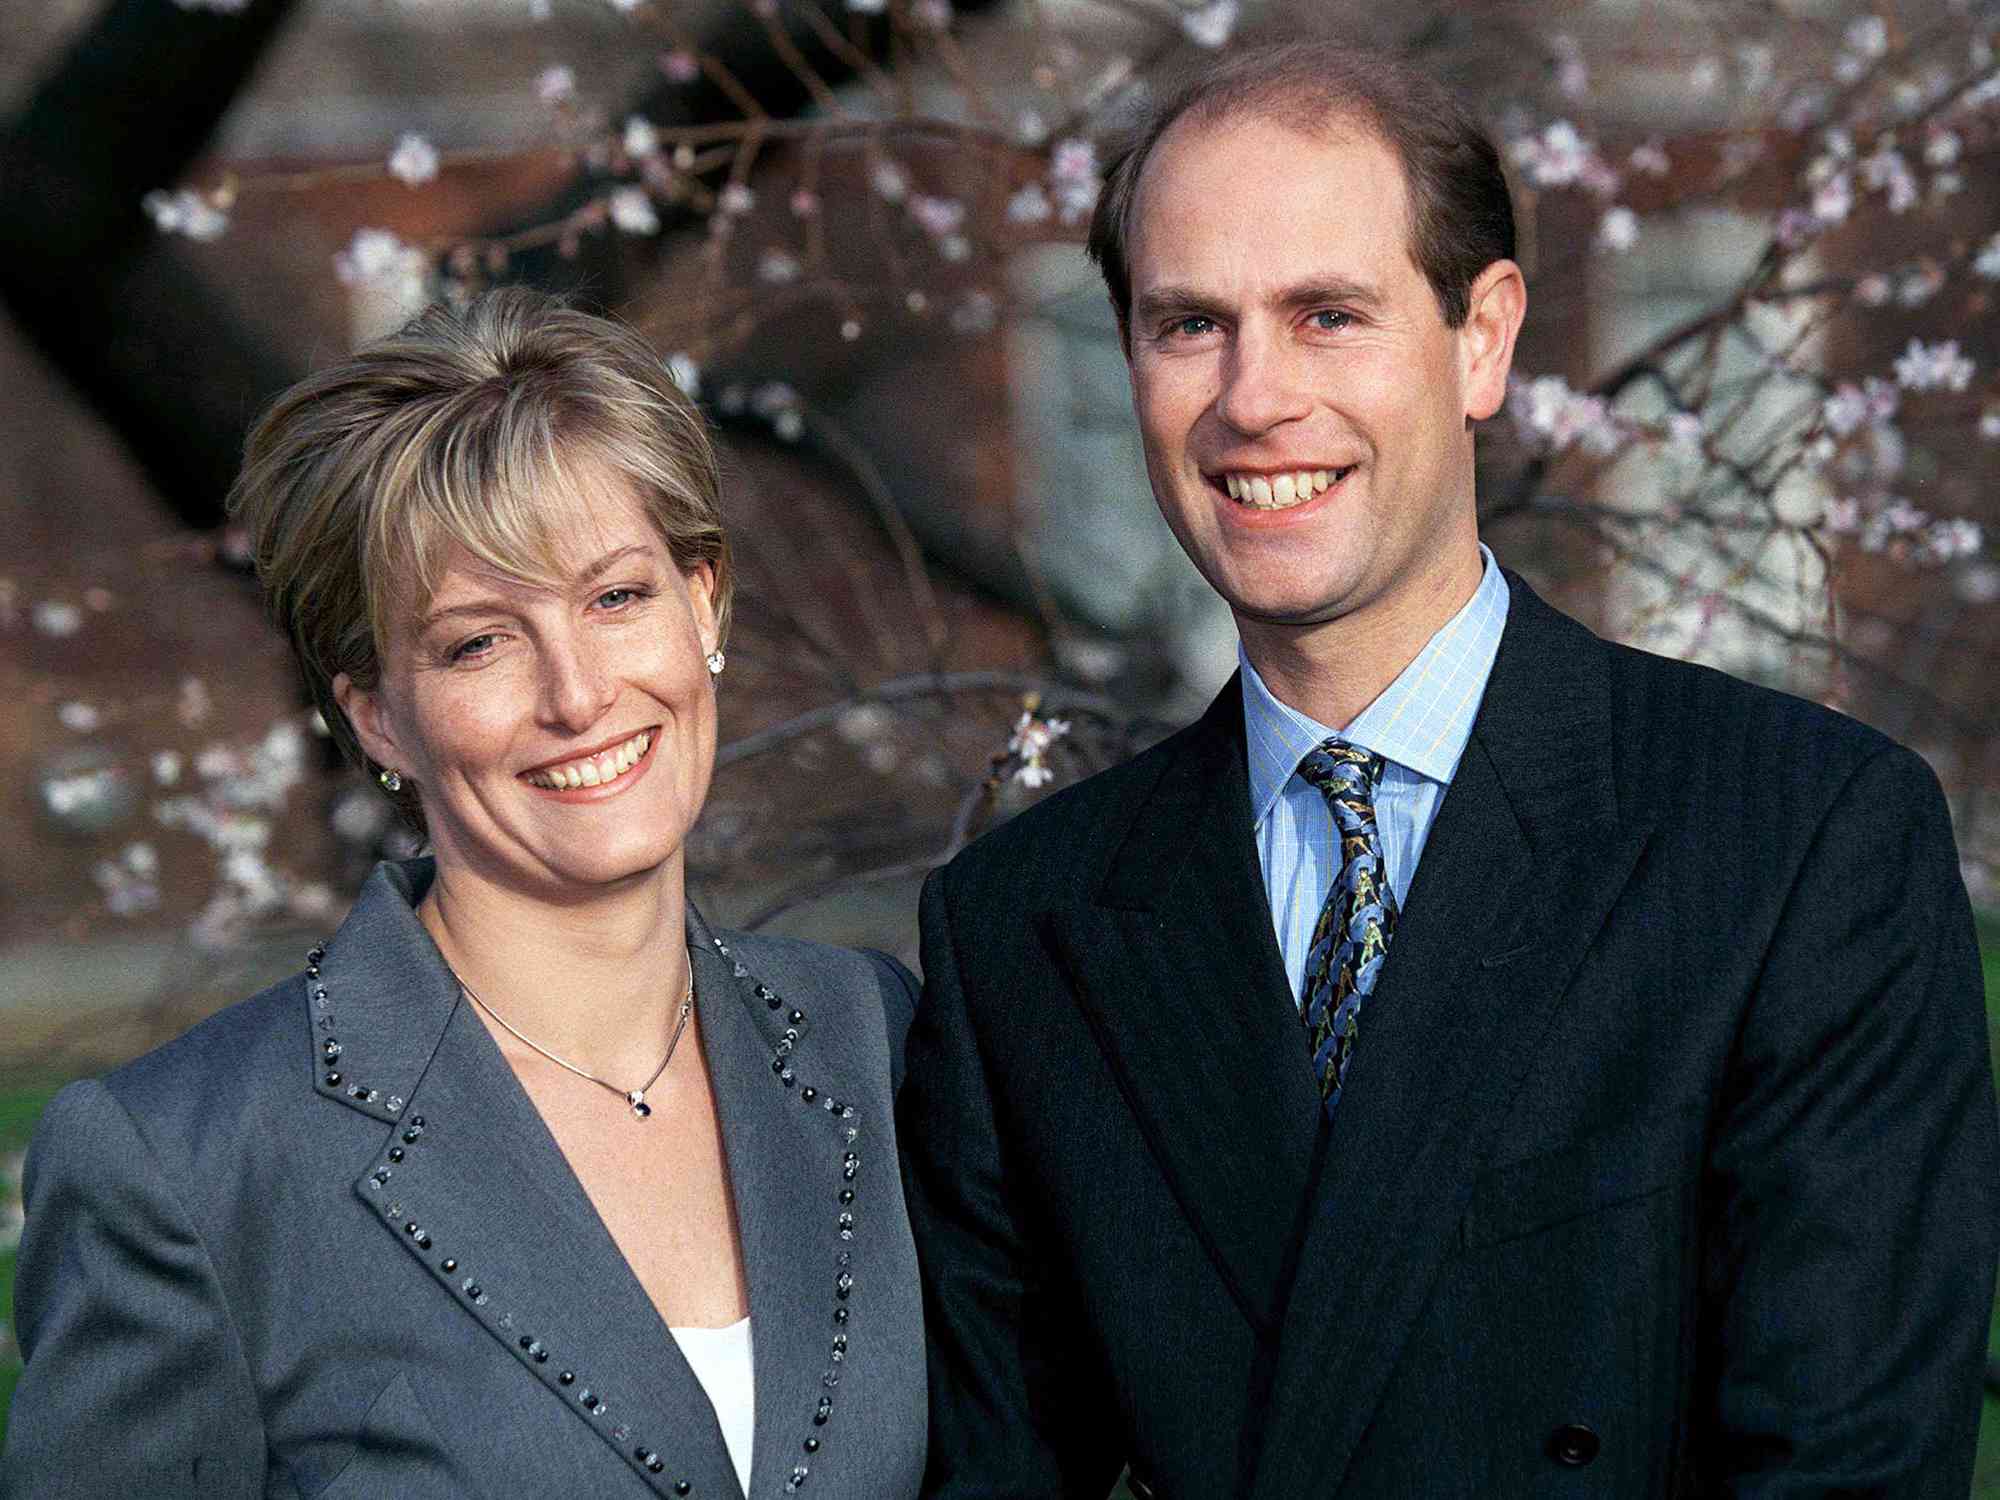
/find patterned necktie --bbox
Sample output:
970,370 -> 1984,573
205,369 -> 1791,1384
1297,740 -> 1399,1120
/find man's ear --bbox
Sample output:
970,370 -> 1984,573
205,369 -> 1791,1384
1459,259 -> 1528,423
333,672 -> 402,774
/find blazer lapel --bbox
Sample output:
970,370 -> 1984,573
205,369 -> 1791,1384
1248,580 -> 1654,1498
324,862 -> 733,1495
1046,684 -> 1322,1330
683,914 -> 870,1497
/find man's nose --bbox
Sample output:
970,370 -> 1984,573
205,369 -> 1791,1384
1215,325 -> 1314,436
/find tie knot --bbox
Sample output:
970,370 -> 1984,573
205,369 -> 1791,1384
1296,739 -> 1386,820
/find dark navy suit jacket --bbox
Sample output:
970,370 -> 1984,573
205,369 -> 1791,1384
900,575 -> 1999,1497
6,858 -> 927,1499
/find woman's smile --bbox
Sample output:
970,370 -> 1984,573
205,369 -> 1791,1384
520,725 -> 657,794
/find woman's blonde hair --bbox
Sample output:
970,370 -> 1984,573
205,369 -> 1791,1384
227,287 -> 730,830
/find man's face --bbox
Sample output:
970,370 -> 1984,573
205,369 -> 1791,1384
1125,113 -> 1513,644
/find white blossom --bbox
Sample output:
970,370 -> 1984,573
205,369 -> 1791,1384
1979,409 -> 2000,441
1923,127 -> 1961,167
717,183 -> 756,216
32,600 -> 83,637
1821,378 -> 1897,437
845,0 -> 888,11
334,228 -> 431,304
1810,170 -> 1853,225
143,188 -> 229,241
665,352 -> 700,398
1845,15 -> 1889,60
757,247 -> 801,284
913,0 -> 954,31
1049,138 -> 1101,224
1551,34 -> 1588,100
1007,709 -> 1070,789
1854,272 -> 1892,305
609,186 -> 659,234
1893,338 -> 1975,392
1180,0 -> 1238,49
950,289 -> 999,335
909,194 -> 965,238
870,160 -> 910,203
387,133 -> 439,187
660,49 -> 699,84
606,0 -> 643,11
57,701 -> 101,732
1973,232 -> 2000,280
1922,517 -> 1984,563
1737,44 -> 1775,98
1507,374 -> 1621,456
1858,143 -> 1917,213
152,751 -> 183,786
1688,56 -> 1723,95
1628,142 -> 1669,177
1006,182 -> 1053,225
623,115 -> 660,159
1596,206 -> 1638,252
1508,120 -> 1610,191
536,65 -> 576,104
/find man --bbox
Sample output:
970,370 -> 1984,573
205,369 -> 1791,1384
897,38 -> 2000,1499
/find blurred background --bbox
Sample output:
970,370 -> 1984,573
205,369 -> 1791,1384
2,0 -> 1998,1482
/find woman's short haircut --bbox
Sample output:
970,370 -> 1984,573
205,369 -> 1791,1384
1087,39 -> 1516,335
227,286 -> 730,830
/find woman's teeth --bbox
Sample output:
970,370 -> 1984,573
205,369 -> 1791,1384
525,730 -> 652,790
1223,467 -> 1353,509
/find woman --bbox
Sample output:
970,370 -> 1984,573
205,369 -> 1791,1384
3,289 -> 926,1499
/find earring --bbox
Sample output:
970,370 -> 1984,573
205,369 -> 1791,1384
705,649 -> 726,677
378,768 -> 404,793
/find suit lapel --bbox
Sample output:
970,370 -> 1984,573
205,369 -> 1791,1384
1047,684 -> 1321,1329
683,914 -> 867,1497
1248,580 -> 1653,1498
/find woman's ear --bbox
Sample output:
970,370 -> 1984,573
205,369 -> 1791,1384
684,561 -> 720,658
333,672 -> 402,774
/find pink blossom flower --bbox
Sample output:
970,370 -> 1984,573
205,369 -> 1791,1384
908,194 -> 965,237
717,183 -> 755,216
660,49 -> 698,83
789,188 -> 820,219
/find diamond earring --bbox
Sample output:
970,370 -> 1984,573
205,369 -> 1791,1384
705,649 -> 726,677
378,768 -> 404,793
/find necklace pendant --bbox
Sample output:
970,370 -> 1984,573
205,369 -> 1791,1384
627,1090 -> 651,1119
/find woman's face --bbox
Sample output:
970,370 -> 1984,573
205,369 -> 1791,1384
336,468 -> 720,905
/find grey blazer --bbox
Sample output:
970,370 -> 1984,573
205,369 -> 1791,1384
3,859 -> 927,1500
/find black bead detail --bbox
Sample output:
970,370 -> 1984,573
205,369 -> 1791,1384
833,1307 -> 848,1325
675,1482 -> 691,1496
323,1039 -> 342,1059
325,1072 -> 342,1087
838,1189 -> 853,1204
801,1087 -> 817,1103
644,1452 -> 664,1473
441,1258 -> 457,1273
520,1335 -> 534,1350
789,1009 -> 805,1024
388,1147 -> 404,1162
416,1234 -> 432,1250
559,1370 -> 575,1385
804,1437 -> 819,1453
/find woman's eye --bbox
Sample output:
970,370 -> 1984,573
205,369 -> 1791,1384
449,633 -> 497,663
595,586 -> 645,609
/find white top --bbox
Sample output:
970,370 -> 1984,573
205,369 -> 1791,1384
669,1316 -> 755,1496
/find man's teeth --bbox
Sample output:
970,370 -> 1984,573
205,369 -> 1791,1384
526,730 -> 652,790
1222,468 -> 1350,509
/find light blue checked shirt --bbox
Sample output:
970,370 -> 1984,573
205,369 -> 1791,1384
1243,547 -> 1510,1006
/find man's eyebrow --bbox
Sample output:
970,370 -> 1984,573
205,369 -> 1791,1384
1131,286 -> 1230,327
418,545 -> 655,631
1276,277 -> 1387,314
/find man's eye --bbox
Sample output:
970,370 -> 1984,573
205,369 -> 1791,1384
1169,315 -> 1216,338
1309,309 -> 1353,332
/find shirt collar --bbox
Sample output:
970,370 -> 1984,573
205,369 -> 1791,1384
1241,545 -> 1510,829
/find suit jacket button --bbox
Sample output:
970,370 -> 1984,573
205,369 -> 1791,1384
1548,1423 -> 1600,1466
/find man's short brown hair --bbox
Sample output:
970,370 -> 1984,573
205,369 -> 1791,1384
1087,39 -> 1516,335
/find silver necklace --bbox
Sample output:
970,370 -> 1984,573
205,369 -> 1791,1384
459,966 -> 695,1120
